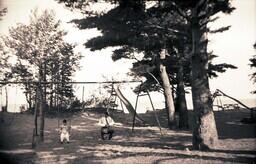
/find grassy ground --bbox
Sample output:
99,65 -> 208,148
0,108 -> 255,164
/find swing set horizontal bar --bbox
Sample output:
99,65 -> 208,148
0,80 -> 142,85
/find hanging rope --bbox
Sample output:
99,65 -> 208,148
132,83 -> 163,135
146,90 -> 163,135
106,83 -> 116,114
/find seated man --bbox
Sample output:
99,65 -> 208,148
59,119 -> 70,143
98,112 -> 114,140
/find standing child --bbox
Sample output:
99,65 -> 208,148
59,119 -> 70,143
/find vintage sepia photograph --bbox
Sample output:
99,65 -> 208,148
0,0 -> 255,163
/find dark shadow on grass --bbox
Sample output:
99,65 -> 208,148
210,149 -> 256,155
214,110 -> 256,139
70,146 -> 256,164
0,150 -> 36,164
152,154 -> 256,164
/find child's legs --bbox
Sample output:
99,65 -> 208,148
108,129 -> 114,140
65,133 -> 70,142
60,133 -> 69,142
60,133 -> 65,142
101,127 -> 106,140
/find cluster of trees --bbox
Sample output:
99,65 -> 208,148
0,9 -> 81,143
0,8 -> 8,81
58,0 -> 256,151
58,0 -> 237,150
249,42 -> 256,94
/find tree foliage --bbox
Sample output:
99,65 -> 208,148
1,8 -> 82,143
2,9 -> 81,108
59,0 -> 236,149
0,37 -> 10,81
0,8 -> 7,20
63,0 -> 236,91
0,8 -> 9,82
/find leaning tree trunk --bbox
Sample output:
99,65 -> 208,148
176,65 -> 189,129
191,9 -> 218,150
159,49 -> 175,129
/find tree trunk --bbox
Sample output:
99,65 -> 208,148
38,85 -> 45,142
34,87 -> 39,135
49,79 -> 54,110
5,86 -> 8,112
43,62 -> 47,109
29,91 -> 32,110
49,90 -> 53,109
0,87 -> 4,122
159,49 -> 175,129
25,84 -> 32,110
32,86 -> 39,148
191,8 -> 218,150
49,63 -> 55,109
176,66 -> 189,129
38,65 -> 45,142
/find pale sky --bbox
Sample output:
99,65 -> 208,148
0,0 -> 255,110
208,0 -> 256,100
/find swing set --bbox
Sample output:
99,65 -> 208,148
212,89 -> 255,119
101,82 -> 163,135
